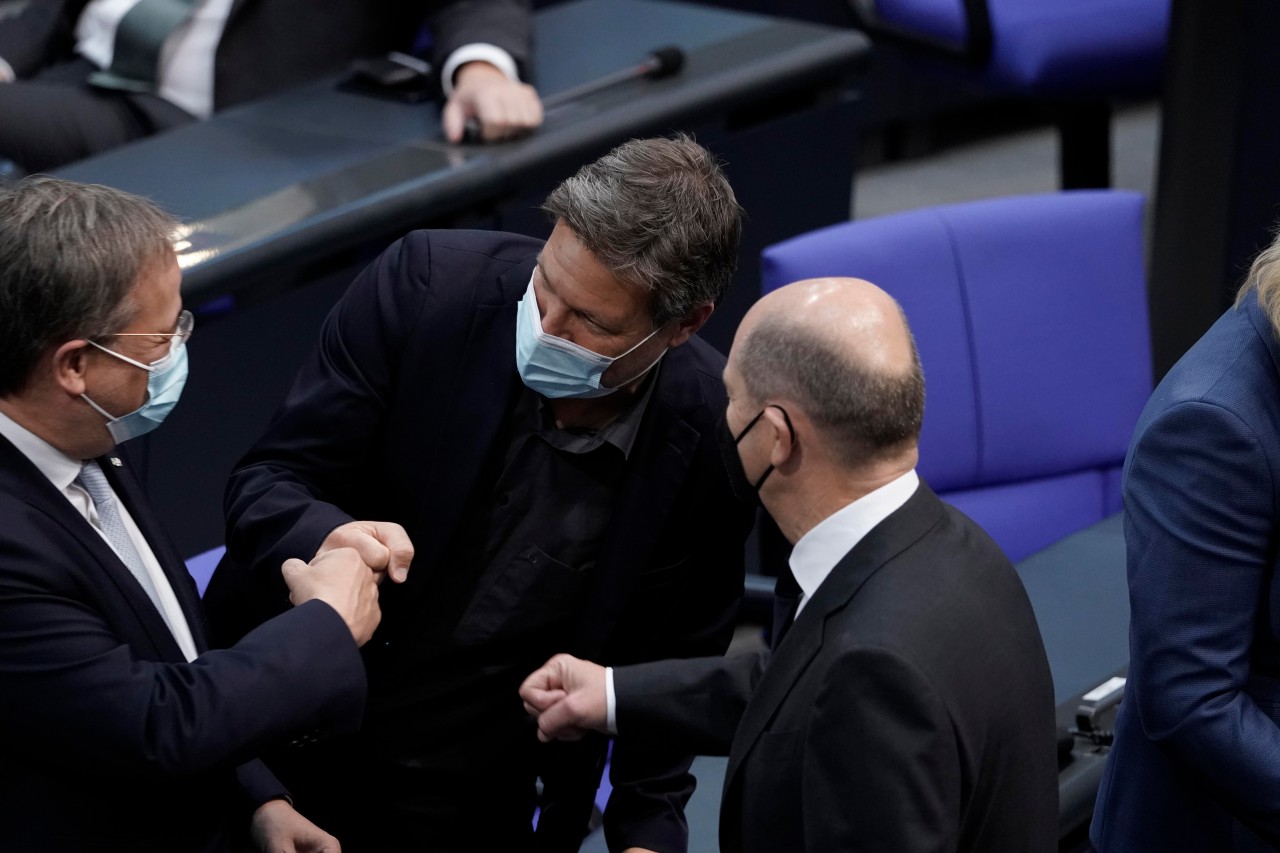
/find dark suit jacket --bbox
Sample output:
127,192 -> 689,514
206,229 -> 753,851
615,482 -> 1059,853
0,436 -> 367,851
0,0 -> 531,111
1092,291 -> 1280,853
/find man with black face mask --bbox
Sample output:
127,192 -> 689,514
522,277 -> 1059,853
206,135 -> 755,852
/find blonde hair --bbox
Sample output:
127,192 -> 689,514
1237,229 -> 1280,334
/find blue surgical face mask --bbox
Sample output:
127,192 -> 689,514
515,274 -> 666,399
81,338 -> 190,444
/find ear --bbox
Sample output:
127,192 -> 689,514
665,302 -> 714,348
763,406 -> 798,469
51,340 -> 93,397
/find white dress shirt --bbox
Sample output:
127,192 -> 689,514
603,470 -> 921,733
69,0 -> 517,119
0,410 -> 199,661
788,469 -> 919,616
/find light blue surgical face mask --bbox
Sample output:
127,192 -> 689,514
81,338 -> 190,444
515,274 -> 666,399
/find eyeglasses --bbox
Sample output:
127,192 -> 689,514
106,309 -> 195,350
88,309 -> 194,370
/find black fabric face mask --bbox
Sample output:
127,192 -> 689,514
717,406 -> 792,503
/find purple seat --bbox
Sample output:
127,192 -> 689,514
870,0 -> 1168,98
857,0 -> 1169,187
760,191 -> 1151,561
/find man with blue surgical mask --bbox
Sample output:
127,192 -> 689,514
0,175 -> 386,851
207,135 -> 756,852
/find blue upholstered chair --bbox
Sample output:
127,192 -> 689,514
760,191 -> 1152,562
853,0 -> 1169,187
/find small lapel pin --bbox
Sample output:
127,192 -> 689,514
109,457 -> 123,467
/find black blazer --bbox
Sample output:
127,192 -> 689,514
206,229 -> 754,850
0,436 -> 368,851
615,483 -> 1059,853
0,0 -> 532,110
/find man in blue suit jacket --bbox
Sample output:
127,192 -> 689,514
1092,237 -> 1280,851
0,175 -> 383,851
206,136 -> 755,851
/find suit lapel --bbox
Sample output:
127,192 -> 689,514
722,483 -> 948,790
0,436 -> 185,658
408,258 -> 530,575
100,451 -> 210,651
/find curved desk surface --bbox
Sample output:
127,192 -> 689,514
58,0 -> 870,304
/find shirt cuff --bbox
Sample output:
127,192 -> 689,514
0,57 -> 15,83
440,43 -> 519,97
605,666 -> 618,736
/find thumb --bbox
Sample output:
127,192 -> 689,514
442,96 -> 468,143
280,557 -> 309,602
373,522 -> 414,583
536,695 -> 587,742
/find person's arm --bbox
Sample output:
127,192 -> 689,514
1124,401 -> 1280,843
0,535 -> 371,781
521,649 -> 762,853
803,647 -> 960,852
429,0 -> 541,142
521,651 -> 765,752
220,235 -> 429,621
613,653 -> 766,754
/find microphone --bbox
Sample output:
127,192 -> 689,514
459,46 -> 686,143
542,46 -> 685,109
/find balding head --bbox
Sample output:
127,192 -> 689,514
730,277 -> 924,469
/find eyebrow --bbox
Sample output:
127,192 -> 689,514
534,257 -> 619,334
534,257 -> 553,293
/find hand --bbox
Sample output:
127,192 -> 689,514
318,520 -> 413,584
250,799 -> 340,852
519,653 -> 608,742
282,547 -> 381,647
442,61 -> 542,143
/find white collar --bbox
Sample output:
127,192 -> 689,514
0,409 -> 86,493
788,469 -> 919,613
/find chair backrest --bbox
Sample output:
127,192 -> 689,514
860,0 -> 1168,97
760,191 -> 1151,561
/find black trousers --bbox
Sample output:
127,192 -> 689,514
0,57 -> 195,174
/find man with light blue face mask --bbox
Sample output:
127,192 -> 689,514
79,307 -> 192,444
0,175 -> 388,851
208,135 -> 757,852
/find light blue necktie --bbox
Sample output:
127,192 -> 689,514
76,461 -> 165,615
88,0 -> 201,93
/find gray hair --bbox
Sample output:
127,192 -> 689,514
1238,227 -> 1280,336
0,176 -> 177,396
736,308 -> 926,468
542,134 -> 742,326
